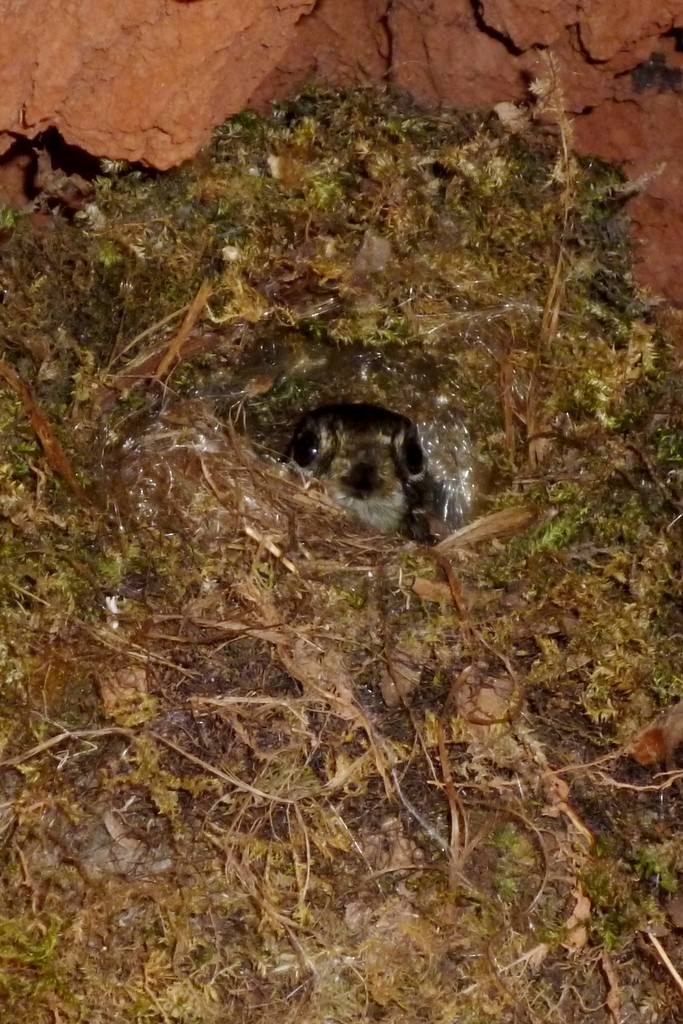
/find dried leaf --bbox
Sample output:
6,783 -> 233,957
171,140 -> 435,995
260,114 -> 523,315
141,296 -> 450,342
360,817 -> 424,872
600,951 -> 621,1022
102,810 -> 146,856
100,665 -> 149,712
243,372 -> 279,397
380,642 -> 424,708
436,506 -> 538,552
631,702 -> 683,765
563,890 -> 591,951
412,577 -> 453,604
544,775 -> 594,846
450,666 -> 515,727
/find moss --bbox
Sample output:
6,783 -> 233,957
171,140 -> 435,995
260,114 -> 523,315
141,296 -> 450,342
0,915 -> 66,1011
0,84 -> 682,1024
583,859 -> 665,949
632,843 -> 680,894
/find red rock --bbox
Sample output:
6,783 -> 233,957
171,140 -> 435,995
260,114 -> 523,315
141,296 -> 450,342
3,0 -> 683,299
250,0 -> 389,106
479,0 -> 577,50
0,0 -> 316,168
575,1 -> 681,63
389,0 -> 525,107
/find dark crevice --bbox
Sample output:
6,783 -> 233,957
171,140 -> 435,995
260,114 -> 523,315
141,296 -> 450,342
664,27 -> 683,52
570,21 -> 606,66
470,0 -> 524,58
34,127 -> 102,181
0,128 -> 102,204
379,2 -> 394,83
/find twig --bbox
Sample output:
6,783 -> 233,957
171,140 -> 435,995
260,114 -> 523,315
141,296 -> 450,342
154,279 -> 212,384
243,524 -> 298,574
0,727 -> 135,768
390,768 -> 449,856
592,770 -> 683,792
107,302 -> 190,370
0,358 -> 92,505
645,931 -> 683,998
150,731 -> 295,804
0,725 -> 297,806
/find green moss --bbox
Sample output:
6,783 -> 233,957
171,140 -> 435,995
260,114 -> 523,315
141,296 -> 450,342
584,858 -> 666,949
0,915 -> 65,1006
632,844 -> 679,894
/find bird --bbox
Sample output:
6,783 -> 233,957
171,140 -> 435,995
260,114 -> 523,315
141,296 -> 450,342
285,402 -> 432,538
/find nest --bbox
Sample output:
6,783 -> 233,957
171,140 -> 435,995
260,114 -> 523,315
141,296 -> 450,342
2,84 -> 683,1023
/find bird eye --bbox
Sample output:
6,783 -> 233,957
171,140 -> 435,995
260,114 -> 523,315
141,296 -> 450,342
401,430 -> 425,476
290,427 -> 319,468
